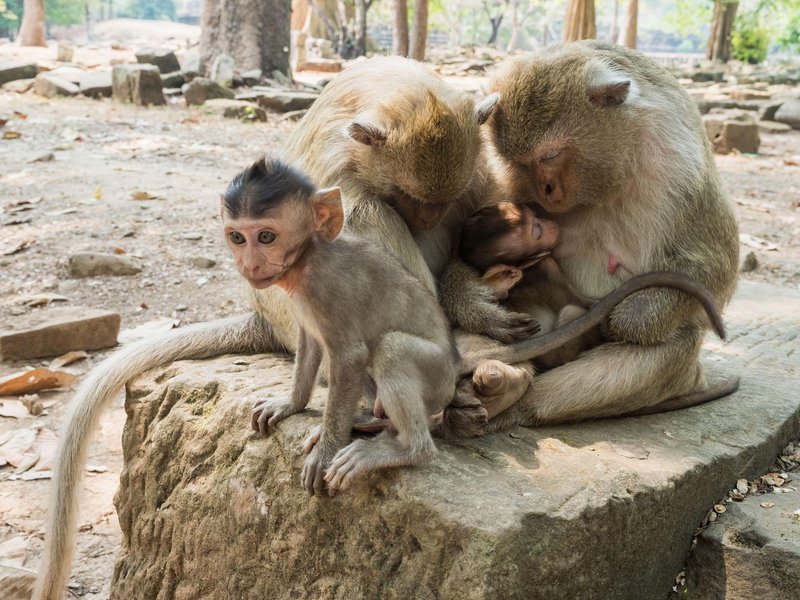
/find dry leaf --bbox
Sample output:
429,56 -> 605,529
0,400 -> 30,419
739,233 -> 779,251
86,464 -> 108,473
13,111 -> 28,120
762,473 -> 785,487
49,350 -> 88,370
0,428 -> 36,467
760,501 -> 775,508
32,427 -> 57,470
0,536 -> 28,567
130,190 -> 158,200
713,504 -> 726,514
16,470 -> 52,480
3,131 -> 22,140
14,451 -> 40,474
93,186 -> 103,200
0,368 -> 78,396
20,293 -> 68,308
118,318 -> 179,344
736,479 -> 749,494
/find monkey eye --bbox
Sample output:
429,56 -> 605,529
258,231 -> 276,244
228,231 -> 245,245
540,148 -> 561,162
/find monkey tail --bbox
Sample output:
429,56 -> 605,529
430,388 -> 488,440
461,271 -> 726,375
33,313 -> 283,600
627,375 -> 741,417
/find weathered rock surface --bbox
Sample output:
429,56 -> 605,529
56,43 -> 74,63
202,99 -> 267,121
111,281 -> 800,599
182,77 -> 234,106
703,111 -> 760,154
210,53 -> 235,88
686,487 -> 800,599
2,78 -> 35,93
160,71 -> 185,89
33,74 -> 79,98
240,69 -> 262,86
112,64 -> 165,106
135,48 -> 181,74
0,62 -> 38,86
774,99 -> 800,130
0,306 -> 120,360
245,88 -> 318,112
68,252 -> 142,277
79,72 -> 113,98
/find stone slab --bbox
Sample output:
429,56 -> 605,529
202,99 -> 267,121
112,64 -> 165,106
686,487 -> 800,599
112,281 -> 800,599
0,306 -> 120,361
0,62 -> 38,86
79,72 -> 113,98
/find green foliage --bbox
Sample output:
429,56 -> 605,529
776,6 -> 800,51
731,11 -> 769,63
120,0 -> 177,21
47,0 -> 85,26
659,0 -> 712,36
0,0 -> 19,27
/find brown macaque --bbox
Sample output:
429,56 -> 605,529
467,40 -> 740,428
217,158 -> 482,495
459,201 -> 600,371
34,57 -> 523,600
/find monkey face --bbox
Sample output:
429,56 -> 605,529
222,203 -> 312,289
389,190 -> 451,232
493,206 -> 560,262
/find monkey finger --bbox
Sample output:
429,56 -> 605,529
257,411 -> 271,435
302,426 -> 322,454
314,468 -> 326,497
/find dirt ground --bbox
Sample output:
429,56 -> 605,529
1,53 -> 799,598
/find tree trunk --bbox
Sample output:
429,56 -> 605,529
622,0 -> 637,48
506,1 -> 522,52
85,2 -> 93,42
353,0 -> 369,57
199,0 -> 291,76
409,0 -> 428,61
393,0 -> 409,57
563,0 -> 596,42
610,0 -> 619,43
487,17 -> 503,44
18,0 -> 46,47
707,0 -> 738,63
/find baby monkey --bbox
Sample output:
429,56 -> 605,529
460,201 -> 599,370
223,157 -> 484,496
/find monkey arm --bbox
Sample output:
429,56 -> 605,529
290,329 -> 323,410
439,260 -> 541,343
345,196 -> 438,296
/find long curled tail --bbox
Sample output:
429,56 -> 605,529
33,313 -> 283,600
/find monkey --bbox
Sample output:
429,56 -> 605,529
455,40 -> 741,429
458,200 -> 600,370
230,158 -> 731,491
33,57 -> 531,600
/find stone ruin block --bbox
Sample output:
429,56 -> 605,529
112,64 -> 165,106
702,110 -> 760,154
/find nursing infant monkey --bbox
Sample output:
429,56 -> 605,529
228,157 -> 728,495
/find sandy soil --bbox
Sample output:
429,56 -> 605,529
1,50 -> 799,598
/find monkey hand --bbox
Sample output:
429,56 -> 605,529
251,397 -> 302,435
483,309 -> 541,343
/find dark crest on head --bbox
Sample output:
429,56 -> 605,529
223,157 -> 316,219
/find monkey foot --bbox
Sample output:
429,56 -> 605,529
473,360 -> 533,420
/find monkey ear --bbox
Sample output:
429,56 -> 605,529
587,80 -> 631,107
476,93 -> 500,125
481,264 -> 523,299
313,187 -> 344,241
347,121 -> 387,147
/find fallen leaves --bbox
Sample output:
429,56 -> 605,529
130,190 -> 158,200
3,131 -> 22,140
0,368 -> 78,396
739,232 -> 779,252
760,501 -> 775,509
0,424 -> 56,477
1,238 -> 36,256
49,350 -> 88,370
18,293 -> 68,308
118,317 -> 180,344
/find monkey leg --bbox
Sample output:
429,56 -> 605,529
472,360 -> 535,419
486,329 -> 706,430
325,333 -> 450,493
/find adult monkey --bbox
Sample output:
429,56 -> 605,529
450,41 -> 740,426
33,57 -> 525,600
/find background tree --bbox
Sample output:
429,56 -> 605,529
507,0 -> 542,51
563,0 -> 595,41
392,0 -> 409,56
18,0 -> 45,45
353,0 -> 375,57
484,0 -> 508,45
622,0 -> 637,47
200,0 -> 291,76
409,0 -> 428,59
121,0 -> 176,21
707,0 -> 738,62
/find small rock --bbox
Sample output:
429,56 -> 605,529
758,102 -> 784,121
296,58 -> 344,73
182,77 -> 234,106
241,69 -> 262,86
203,99 -> 267,121
31,152 -> 55,163
46,66 -> 85,84
0,62 -> 38,86
210,53 -> 235,88
112,64 -> 165,106
160,71 -> 185,89
0,306 -> 120,360
79,71 -> 113,98
703,112 -> 760,154
57,43 -> 74,62
181,232 -> 203,241
135,48 -> 181,74
278,109 -> 307,123
774,99 -> 800,130
271,69 -> 293,86
249,88 -> 318,113
179,48 -> 201,74
740,252 -> 758,273
758,120 -> 792,133
33,74 -> 79,98
68,252 -> 142,278
2,78 -> 35,93
190,256 -> 216,269
175,304 -> 188,312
